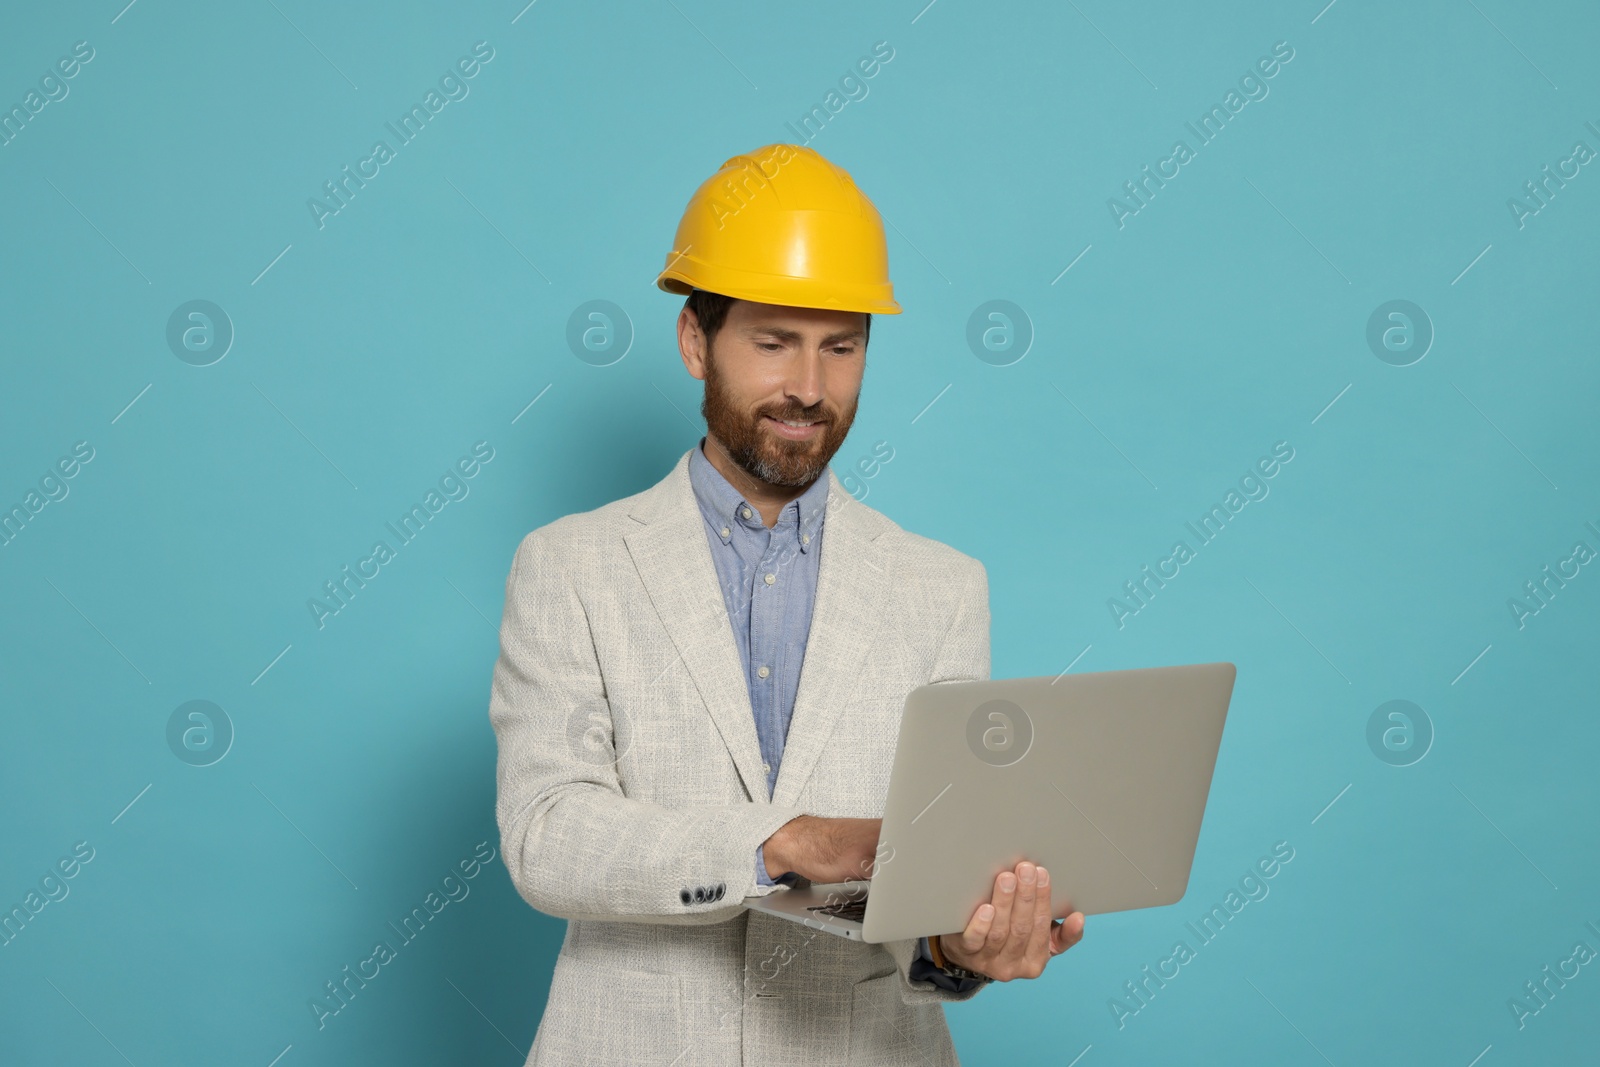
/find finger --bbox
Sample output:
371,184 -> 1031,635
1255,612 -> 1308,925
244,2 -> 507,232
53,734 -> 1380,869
1025,866 -> 1054,963
1003,861 -> 1037,958
984,870 -> 1017,953
1051,911 -> 1086,954
959,902 -> 995,954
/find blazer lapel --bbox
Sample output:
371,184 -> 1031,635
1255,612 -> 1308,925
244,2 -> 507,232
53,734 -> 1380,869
624,450 -> 769,802
622,448 -> 890,809
770,472 -> 887,809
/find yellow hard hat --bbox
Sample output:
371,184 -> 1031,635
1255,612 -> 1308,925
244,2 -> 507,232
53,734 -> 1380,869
656,143 -> 901,315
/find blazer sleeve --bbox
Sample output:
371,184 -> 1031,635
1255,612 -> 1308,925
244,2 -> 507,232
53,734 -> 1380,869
890,556 -> 993,1004
489,529 -> 808,925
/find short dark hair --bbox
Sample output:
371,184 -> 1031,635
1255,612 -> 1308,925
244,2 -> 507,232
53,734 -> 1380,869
684,288 -> 871,351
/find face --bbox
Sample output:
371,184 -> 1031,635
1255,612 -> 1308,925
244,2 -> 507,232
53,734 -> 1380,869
681,299 -> 866,488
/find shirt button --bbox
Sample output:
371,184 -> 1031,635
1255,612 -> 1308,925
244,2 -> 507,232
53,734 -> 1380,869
801,534 -> 809,545
762,762 -> 771,773
721,526 -> 730,538
764,573 -> 775,585
757,665 -> 770,678
741,507 -> 752,519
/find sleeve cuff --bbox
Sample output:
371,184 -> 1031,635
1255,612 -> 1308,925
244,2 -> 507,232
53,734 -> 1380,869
756,844 -> 775,887
908,956 -> 984,993
908,936 -> 987,994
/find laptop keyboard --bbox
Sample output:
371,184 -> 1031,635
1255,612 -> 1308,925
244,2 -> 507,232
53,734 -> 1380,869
806,896 -> 868,922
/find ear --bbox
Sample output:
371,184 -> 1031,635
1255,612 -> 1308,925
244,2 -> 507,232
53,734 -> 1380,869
677,306 -> 709,381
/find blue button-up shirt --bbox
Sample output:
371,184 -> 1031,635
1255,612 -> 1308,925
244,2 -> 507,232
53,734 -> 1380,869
687,438 -> 829,885
687,438 -> 953,980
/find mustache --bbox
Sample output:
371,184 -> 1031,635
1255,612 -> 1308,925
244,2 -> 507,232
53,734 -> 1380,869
762,408 -> 829,422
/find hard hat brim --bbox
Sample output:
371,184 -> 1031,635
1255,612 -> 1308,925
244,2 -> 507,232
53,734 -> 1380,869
656,260 -> 902,315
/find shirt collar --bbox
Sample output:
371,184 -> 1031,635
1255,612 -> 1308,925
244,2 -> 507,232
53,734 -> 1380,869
688,437 -> 830,551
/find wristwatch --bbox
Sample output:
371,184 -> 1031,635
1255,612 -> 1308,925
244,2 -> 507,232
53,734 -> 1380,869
928,935 -> 991,984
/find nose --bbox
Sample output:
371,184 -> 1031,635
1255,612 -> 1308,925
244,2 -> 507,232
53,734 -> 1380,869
783,348 -> 825,412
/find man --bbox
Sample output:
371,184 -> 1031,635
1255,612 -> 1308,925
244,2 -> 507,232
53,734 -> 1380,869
489,143 -> 1086,1066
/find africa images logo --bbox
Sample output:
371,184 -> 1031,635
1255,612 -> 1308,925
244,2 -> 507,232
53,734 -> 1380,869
966,699 -> 1033,767
1107,41 -> 1295,229
307,42 -> 495,230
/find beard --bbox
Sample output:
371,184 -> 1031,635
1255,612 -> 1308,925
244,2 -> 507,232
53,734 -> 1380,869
700,346 -> 858,489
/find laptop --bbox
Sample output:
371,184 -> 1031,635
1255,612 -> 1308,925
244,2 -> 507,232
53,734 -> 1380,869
742,661 -> 1236,943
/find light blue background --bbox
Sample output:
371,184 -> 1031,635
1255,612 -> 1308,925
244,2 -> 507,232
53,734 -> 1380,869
2,0 -> 1596,1063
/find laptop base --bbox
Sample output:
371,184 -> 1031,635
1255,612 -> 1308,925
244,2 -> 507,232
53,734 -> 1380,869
743,880 -> 872,941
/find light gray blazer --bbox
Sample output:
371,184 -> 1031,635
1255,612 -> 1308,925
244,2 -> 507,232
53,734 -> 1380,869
490,446 -> 992,1065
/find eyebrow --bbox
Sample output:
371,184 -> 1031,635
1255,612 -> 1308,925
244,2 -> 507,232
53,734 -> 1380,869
742,325 -> 865,345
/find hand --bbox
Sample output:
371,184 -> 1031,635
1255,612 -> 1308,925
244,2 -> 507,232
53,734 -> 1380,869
938,860 -> 1085,981
762,816 -> 882,884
